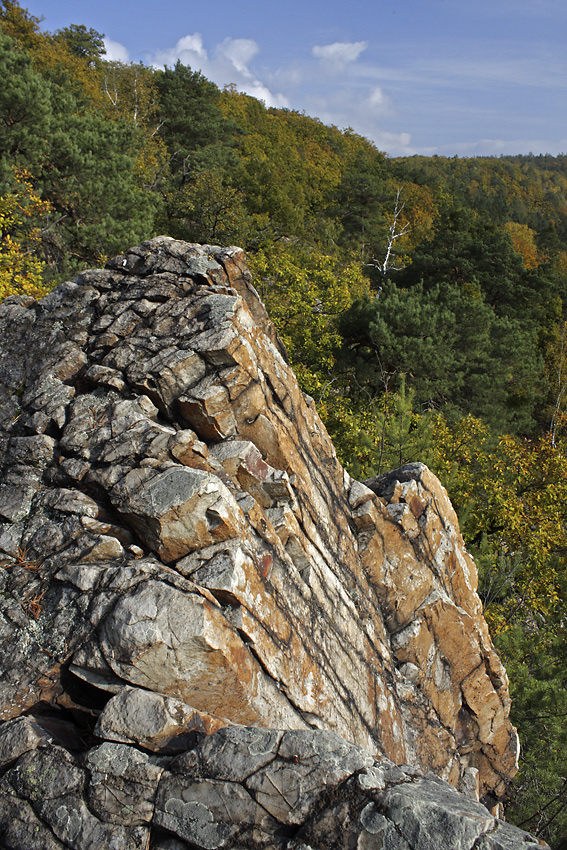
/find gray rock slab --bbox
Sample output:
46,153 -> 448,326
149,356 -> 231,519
5,745 -> 149,849
295,765 -> 544,850
0,776 -> 66,850
0,467 -> 40,522
8,746 -> 85,802
246,730 -> 374,825
110,465 -> 245,562
380,775 -> 496,849
0,715 -> 52,768
39,794 -> 149,850
155,774 -> 279,849
172,725 -> 282,782
95,686 -> 230,753
85,742 -> 164,825
475,821 -> 542,849
98,580 -> 261,722
5,434 -> 56,468
125,347 -> 207,413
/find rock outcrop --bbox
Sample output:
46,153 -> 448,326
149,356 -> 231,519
0,723 -> 542,850
0,237 -> 537,848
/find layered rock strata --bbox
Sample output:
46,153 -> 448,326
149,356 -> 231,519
0,237 -> 527,843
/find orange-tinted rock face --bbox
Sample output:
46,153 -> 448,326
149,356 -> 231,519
0,237 -> 518,802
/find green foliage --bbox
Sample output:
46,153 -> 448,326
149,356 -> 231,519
338,281 -> 541,433
496,609 -> 567,848
397,206 -> 536,313
0,25 -> 156,273
339,284 -> 456,404
54,24 -> 105,61
162,170 -> 251,246
151,63 -> 240,242
422,419 -> 567,630
0,28 -> 52,186
42,104 -> 155,267
219,89 -> 345,245
365,376 -> 436,475
333,141 -> 387,258
154,62 -> 235,183
252,244 -> 366,368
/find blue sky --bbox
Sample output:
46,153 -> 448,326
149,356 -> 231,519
23,0 -> 567,157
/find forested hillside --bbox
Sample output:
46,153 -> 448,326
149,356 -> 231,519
2,1 -> 567,844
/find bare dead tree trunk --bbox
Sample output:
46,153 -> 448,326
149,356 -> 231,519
368,188 -> 411,279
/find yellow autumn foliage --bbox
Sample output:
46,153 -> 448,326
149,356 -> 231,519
0,170 -> 51,302
503,221 -> 541,270
425,414 -> 567,632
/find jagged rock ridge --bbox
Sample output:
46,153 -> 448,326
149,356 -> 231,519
0,237 -> 538,848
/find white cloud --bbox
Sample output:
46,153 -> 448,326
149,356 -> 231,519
366,86 -> 390,112
217,38 -> 259,76
151,34 -> 207,69
242,81 -> 289,106
147,33 -> 288,108
375,131 -> 413,156
103,38 -> 130,63
288,80 -> 406,155
176,34 -> 207,58
268,64 -> 304,90
312,41 -> 368,69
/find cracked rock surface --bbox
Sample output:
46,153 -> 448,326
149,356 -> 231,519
0,724 -> 542,850
0,237 -> 536,846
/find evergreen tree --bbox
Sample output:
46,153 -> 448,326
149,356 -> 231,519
397,206 -> 534,315
54,24 -> 105,62
333,141 -> 387,260
154,61 -> 236,184
152,62 -> 239,241
338,280 -> 541,433
0,27 -> 156,274
0,28 -> 52,187
338,283 -> 457,406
